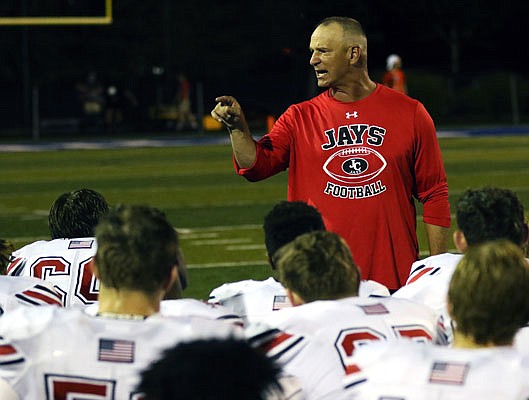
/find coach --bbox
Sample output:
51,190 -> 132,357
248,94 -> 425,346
211,17 -> 450,291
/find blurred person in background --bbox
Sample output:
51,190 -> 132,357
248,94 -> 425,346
175,73 -> 198,131
382,54 -> 407,94
76,70 -> 106,132
104,81 -> 139,134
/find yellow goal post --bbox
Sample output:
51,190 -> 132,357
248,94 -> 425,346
0,0 -> 112,26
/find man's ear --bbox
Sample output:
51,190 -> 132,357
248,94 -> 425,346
286,288 -> 305,307
88,258 -> 99,279
176,248 -> 188,291
453,230 -> 467,253
349,45 -> 361,64
162,266 -> 182,300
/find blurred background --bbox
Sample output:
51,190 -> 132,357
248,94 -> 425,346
1,0 -> 528,139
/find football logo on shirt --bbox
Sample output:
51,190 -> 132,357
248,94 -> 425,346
322,146 -> 386,184
321,124 -> 388,199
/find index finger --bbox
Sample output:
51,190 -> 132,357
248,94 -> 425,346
215,95 -> 236,106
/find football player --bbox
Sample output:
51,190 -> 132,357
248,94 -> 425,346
393,186 -> 529,342
0,204 -> 242,399
6,188 -> 109,306
345,240 -> 529,399
245,230 -> 447,399
0,239 -> 62,316
208,200 -> 389,325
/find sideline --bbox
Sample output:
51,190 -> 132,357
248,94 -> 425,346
1,126 -> 528,152
0,135 -> 231,153
436,125 -> 529,137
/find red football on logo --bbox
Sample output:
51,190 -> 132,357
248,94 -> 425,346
322,146 -> 387,183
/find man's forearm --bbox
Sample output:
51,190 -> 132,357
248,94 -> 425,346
424,223 -> 450,255
229,127 -> 257,169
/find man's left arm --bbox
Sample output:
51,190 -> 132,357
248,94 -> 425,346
424,223 -> 449,255
413,102 -> 451,255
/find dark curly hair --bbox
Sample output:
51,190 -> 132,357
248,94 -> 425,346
456,187 -> 527,246
48,188 -> 109,239
263,201 -> 325,265
138,339 -> 283,400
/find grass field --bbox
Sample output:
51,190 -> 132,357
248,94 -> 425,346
1,134 -> 528,299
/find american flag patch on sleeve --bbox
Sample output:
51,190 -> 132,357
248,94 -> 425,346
98,339 -> 135,363
429,361 -> 469,385
358,303 -> 389,315
68,240 -> 94,249
272,295 -> 292,311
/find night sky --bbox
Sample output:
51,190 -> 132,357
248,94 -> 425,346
0,0 -> 526,126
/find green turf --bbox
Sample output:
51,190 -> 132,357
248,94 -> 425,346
1,135 -> 528,299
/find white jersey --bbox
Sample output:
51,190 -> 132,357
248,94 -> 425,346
246,322 -> 346,400
392,253 -> 462,340
344,340 -> 529,399
249,296 -> 448,375
85,298 -> 243,326
0,305 -> 242,399
209,277 -> 292,324
0,276 -> 62,315
208,277 -> 390,325
394,252 -> 529,347
358,280 -> 390,297
160,298 -> 243,326
7,238 -> 99,307
0,377 -> 17,400
514,326 -> 529,354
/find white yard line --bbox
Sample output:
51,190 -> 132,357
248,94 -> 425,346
187,260 -> 269,269
189,238 -> 252,246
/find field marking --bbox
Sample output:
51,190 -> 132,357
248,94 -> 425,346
226,244 -> 266,251
179,224 -> 261,234
182,233 -> 219,239
189,238 -> 252,246
187,260 -> 269,269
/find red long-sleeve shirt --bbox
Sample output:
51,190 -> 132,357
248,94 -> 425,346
236,85 -> 450,290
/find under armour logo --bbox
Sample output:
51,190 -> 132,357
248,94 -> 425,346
345,111 -> 358,119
